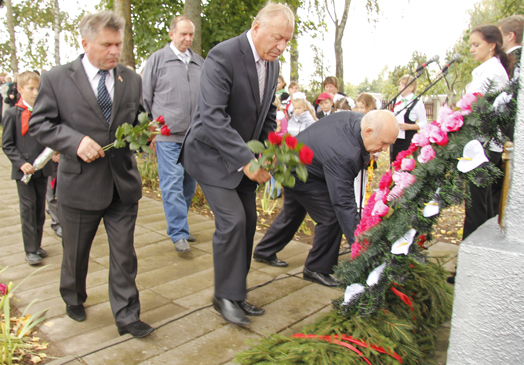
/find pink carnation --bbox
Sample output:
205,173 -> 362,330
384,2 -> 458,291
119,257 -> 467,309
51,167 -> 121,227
387,186 -> 404,201
437,105 -> 464,132
412,131 -> 430,147
401,158 -> 415,171
379,170 -> 393,190
351,241 -> 362,259
426,124 -> 449,146
375,188 -> 389,203
392,171 -> 416,189
456,93 -> 479,115
372,200 -> 390,217
0,284 -> 7,296
417,144 -> 436,163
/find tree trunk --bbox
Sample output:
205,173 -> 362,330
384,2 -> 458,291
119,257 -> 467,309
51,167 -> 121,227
289,37 -> 299,82
53,0 -> 60,66
5,0 -> 18,73
114,0 -> 135,69
184,0 -> 202,56
289,4 -> 299,82
332,0 -> 351,93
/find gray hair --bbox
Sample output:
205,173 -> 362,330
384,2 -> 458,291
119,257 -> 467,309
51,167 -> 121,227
79,11 -> 125,41
361,110 -> 396,139
252,2 -> 295,29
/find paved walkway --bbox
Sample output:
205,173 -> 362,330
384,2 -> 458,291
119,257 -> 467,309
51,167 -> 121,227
0,150 -> 457,365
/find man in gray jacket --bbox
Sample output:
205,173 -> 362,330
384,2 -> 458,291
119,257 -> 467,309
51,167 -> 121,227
142,16 -> 204,252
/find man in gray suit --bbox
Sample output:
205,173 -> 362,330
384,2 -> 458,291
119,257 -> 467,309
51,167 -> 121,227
180,2 -> 295,326
29,11 -> 153,338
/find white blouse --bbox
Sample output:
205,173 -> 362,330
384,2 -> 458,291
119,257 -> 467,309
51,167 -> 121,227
466,57 -> 509,94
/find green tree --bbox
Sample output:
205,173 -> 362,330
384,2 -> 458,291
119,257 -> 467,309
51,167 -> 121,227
0,0 -> 81,73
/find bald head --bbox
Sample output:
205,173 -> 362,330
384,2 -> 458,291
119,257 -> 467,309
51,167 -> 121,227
361,110 -> 399,154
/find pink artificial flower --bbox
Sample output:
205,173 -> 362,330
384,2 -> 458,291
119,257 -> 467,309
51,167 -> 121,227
372,199 -> 390,217
351,241 -> 362,259
387,186 -> 404,201
379,170 -> 393,190
392,171 -> 416,189
437,105 -> 464,132
417,144 -> 436,163
427,125 -> 448,146
456,93 -> 479,115
401,158 -> 415,171
0,284 -> 7,296
412,130 -> 430,147
375,188 -> 389,203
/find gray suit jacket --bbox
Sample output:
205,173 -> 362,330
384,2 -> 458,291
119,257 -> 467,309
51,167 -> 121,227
28,55 -> 143,210
180,31 -> 278,189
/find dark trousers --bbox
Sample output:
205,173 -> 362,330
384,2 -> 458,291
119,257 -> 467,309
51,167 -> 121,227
198,176 -> 258,301
16,175 -> 47,253
255,187 -> 343,275
463,151 -> 502,240
58,189 -> 140,327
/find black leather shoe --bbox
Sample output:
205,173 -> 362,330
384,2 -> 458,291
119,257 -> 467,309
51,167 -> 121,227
238,301 -> 265,316
118,320 -> 154,337
187,234 -> 196,242
303,267 -> 342,287
213,296 -> 251,326
36,247 -> 47,258
25,252 -> 43,265
253,252 -> 288,267
66,304 -> 86,322
446,275 -> 455,284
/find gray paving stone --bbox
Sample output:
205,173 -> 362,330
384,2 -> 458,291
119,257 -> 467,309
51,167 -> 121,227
247,284 -> 342,335
150,267 -> 214,301
137,324 -> 260,365
135,212 -> 168,225
81,310 -> 224,365
426,241 -> 459,260
137,206 -> 165,217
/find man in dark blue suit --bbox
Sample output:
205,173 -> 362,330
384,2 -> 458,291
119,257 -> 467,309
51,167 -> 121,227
180,3 -> 295,326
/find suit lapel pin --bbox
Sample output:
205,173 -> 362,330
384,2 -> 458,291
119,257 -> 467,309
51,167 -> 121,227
118,75 -> 123,83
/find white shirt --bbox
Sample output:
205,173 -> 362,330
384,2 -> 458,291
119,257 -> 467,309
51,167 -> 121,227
170,42 -> 191,65
393,93 -> 428,139
506,45 -> 522,54
507,45 -> 522,81
82,55 -> 115,101
466,57 -> 509,153
466,57 -> 509,95
246,30 -> 265,68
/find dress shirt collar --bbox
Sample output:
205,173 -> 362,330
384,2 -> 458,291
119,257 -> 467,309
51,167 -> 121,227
170,42 -> 190,60
400,93 -> 414,101
506,45 -> 522,54
22,99 -> 32,109
247,30 -> 264,65
81,54 -> 114,81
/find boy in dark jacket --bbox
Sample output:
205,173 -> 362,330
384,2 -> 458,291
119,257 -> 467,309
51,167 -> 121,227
2,71 -> 52,265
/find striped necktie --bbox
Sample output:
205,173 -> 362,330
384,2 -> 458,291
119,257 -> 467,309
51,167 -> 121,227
256,59 -> 266,104
97,70 -> 112,123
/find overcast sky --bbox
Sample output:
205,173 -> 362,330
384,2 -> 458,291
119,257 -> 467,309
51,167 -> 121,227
6,0 -> 480,85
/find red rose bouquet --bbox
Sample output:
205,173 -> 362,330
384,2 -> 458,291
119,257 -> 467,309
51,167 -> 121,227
247,132 -> 314,188
103,112 -> 170,154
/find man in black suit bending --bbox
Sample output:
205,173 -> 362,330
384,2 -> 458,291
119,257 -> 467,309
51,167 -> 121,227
254,111 -> 399,287
180,2 -> 295,326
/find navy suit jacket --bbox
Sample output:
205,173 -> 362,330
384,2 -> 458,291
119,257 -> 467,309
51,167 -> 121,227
180,31 -> 278,189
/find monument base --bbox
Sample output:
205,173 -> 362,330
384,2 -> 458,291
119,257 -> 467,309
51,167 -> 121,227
447,217 -> 524,364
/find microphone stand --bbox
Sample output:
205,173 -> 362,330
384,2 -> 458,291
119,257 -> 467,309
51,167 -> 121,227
393,69 -> 450,117
382,68 -> 424,110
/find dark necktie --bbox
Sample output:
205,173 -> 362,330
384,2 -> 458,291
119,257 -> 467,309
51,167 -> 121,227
97,70 -> 112,123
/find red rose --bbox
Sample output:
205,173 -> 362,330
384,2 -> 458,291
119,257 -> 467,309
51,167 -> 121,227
156,115 -> 165,124
299,145 -> 314,165
160,125 -> 171,136
268,131 -> 283,145
285,135 -> 298,150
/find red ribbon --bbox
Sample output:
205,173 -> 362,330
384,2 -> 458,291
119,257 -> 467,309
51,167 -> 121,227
292,333 -> 403,364
391,285 -> 416,322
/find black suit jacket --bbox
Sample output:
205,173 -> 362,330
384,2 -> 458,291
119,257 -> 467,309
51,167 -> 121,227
508,47 -> 522,80
29,55 -> 144,210
2,105 -> 53,180
292,111 -> 369,242
180,31 -> 278,189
